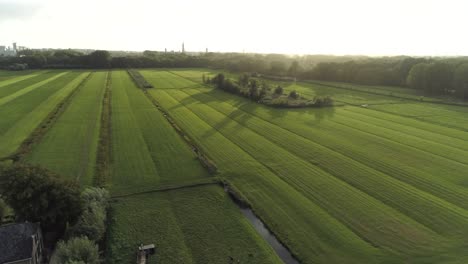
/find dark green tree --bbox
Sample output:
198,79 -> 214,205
453,63 -> 468,100
0,164 -> 82,232
87,50 -> 110,68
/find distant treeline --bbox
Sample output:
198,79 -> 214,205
1,49 -> 467,100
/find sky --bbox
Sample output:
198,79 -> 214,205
0,0 -> 467,56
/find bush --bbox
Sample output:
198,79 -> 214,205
274,86 -> 283,95
51,237 -> 99,264
289,90 -> 299,99
0,164 -> 82,232
68,188 -> 109,241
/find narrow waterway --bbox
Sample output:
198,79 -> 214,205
226,189 -> 300,264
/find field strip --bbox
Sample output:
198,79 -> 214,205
0,72 -> 68,107
369,106 -> 468,132
359,107 -> 468,138
0,72 -> 42,88
150,90 -> 383,261
343,107 -> 468,149
109,71 -> 161,195
94,72 -> 112,187
178,88 -> 468,230
0,72 -> 90,159
161,89 -> 451,251
328,114 -> 468,166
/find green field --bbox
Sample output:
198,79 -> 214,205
26,71 -> 106,185
4,68 -> 468,263
0,71 -> 86,158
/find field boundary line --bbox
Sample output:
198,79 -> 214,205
1,72 -> 93,162
110,179 -> 221,199
94,71 -> 112,187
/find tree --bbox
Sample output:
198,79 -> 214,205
288,61 -> 300,77
425,62 -> 453,94
51,237 -> 99,264
68,188 -> 109,241
407,63 -> 429,91
0,164 -> 82,232
87,50 -> 110,68
274,85 -> 283,95
453,63 -> 468,100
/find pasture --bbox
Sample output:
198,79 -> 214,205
2,68 -> 468,263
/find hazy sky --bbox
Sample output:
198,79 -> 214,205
0,0 -> 467,56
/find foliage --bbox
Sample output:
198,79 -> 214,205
0,164 -> 82,232
274,85 -> 283,95
51,237 -> 99,264
0,198 -> 6,222
68,187 -> 109,241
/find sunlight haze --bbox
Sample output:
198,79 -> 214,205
0,0 -> 467,56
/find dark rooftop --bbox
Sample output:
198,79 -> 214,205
0,222 -> 39,263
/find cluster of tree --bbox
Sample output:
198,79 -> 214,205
0,164 -> 110,264
206,73 -> 333,107
51,187 -> 109,264
406,62 -> 468,99
205,73 -> 274,102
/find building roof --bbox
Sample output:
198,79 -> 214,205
0,222 -> 39,263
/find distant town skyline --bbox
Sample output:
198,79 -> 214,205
1,0 -> 468,56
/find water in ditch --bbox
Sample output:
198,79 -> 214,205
227,189 -> 300,264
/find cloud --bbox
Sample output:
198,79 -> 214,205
0,1 -> 42,22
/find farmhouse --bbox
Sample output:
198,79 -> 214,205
0,222 -> 44,264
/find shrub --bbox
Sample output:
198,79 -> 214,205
289,90 -> 299,99
68,187 -> 109,241
51,237 -> 99,264
274,86 -> 283,95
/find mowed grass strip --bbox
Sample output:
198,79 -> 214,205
140,70 -> 202,89
0,71 -> 68,106
26,71 -> 107,185
149,89 -> 384,263
0,71 -> 87,158
370,103 -> 468,131
110,70 -> 210,195
0,71 -> 45,90
107,185 -> 282,264
181,88 -> 468,236
110,70 -> 160,194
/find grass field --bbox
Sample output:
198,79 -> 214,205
141,69 -> 468,263
5,68 -> 468,263
0,71 -> 86,158
106,70 -> 281,263
26,71 -> 106,185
